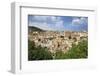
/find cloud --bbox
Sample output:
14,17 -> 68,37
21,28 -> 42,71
72,18 -> 80,25
72,17 -> 88,26
29,16 -> 88,31
80,17 -> 88,24
55,20 -> 64,30
29,15 -> 64,31
29,22 -> 54,30
32,16 -> 48,22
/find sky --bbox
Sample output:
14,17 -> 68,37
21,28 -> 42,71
28,15 -> 88,32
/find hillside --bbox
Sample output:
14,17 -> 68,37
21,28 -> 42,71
28,26 -> 45,32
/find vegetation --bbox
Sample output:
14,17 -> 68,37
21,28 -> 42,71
28,40 -> 53,60
54,40 -> 88,59
28,26 -> 44,32
28,39 -> 88,61
65,40 -> 88,59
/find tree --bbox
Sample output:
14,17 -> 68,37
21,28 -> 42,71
54,50 -> 66,59
28,39 -> 88,60
28,40 -> 35,50
65,40 -> 88,59
28,40 -> 53,60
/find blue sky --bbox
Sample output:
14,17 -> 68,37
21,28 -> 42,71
28,15 -> 88,32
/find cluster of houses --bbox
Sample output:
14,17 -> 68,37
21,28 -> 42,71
28,31 -> 88,53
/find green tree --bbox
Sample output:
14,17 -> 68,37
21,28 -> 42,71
28,39 -> 88,60
28,40 -> 35,50
28,40 -> 53,60
54,50 -> 66,59
65,40 -> 88,59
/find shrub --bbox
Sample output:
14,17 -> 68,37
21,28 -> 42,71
28,40 -> 53,60
65,40 -> 88,59
28,39 -> 88,60
54,40 -> 88,59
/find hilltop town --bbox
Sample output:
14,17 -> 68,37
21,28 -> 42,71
28,27 -> 88,53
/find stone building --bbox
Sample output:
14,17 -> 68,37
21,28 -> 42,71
28,31 -> 88,53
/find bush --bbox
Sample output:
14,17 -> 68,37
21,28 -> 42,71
54,40 -> 88,59
28,39 -> 88,60
28,40 -> 35,50
53,51 -> 66,59
65,40 -> 88,59
28,40 -> 53,60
